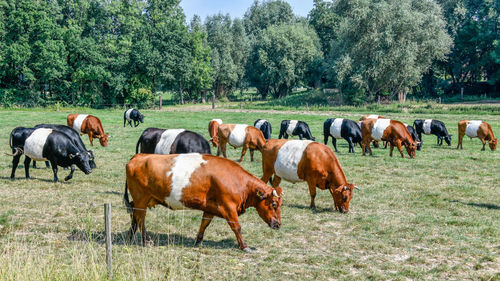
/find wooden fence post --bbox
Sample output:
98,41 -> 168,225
104,203 -> 112,280
159,95 -> 162,110
212,94 -> 215,109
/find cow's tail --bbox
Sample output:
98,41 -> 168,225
9,130 -> 13,149
124,181 -> 134,214
5,131 -> 22,157
135,136 -> 142,154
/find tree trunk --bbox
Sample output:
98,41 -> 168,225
179,88 -> 184,105
398,91 -> 407,103
201,90 -> 206,103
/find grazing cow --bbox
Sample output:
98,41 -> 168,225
457,120 -> 497,151
383,124 -> 421,151
261,139 -> 358,212
124,153 -> 283,252
9,127 -> 92,182
413,119 -> 452,148
359,114 -> 385,121
124,109 -> 144,127
33,124 -> 97,169
323,118 -> 362,153
361,119 -> 417,158
135,128 -> 211,155
217,124 -> 266,162
67,114 -> 109,147
254,119 -> 272,140
208,119 -> 222,147
278,120 -> 315,140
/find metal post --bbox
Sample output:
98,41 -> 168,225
56,102 -> 59,112
104,203 -> 112,280
212,94 -> 215,109
159,95 -> 162,110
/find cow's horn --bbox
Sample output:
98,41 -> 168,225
354,185 -> 361,191
272,189 -> 279,198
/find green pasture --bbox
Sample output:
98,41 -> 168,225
0,107 -> 499,280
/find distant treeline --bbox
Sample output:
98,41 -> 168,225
0,0 -> 498,107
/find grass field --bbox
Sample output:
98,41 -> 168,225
0,107 -> 499,280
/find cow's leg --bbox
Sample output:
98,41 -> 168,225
134,120 -> 139,127
362,139 -> 372,156
389,142 -> 394,157
332,138 -> 338,152
88,132 -> 94,146
284,133 -> 289,139
396,140 -> 404,158
324,134 -> 329,145
278,131 -> 283,139
195,212 -> 214,246
457,134 -> 463,149
250,149 -> 254,162
481,138 -> 486,151
24,157 -> 32,179
298,134 -> 303,140
64,165 -> 76,181
307,181 -> 317,209
220,141 -> 227,158
133,206 -> 152,246
383,141 -> 388,149
347,137 -> 355,153
50,160 -> 59,182
238,145 -> 248,162
45,161 -> 50,168
437,136 -> 441,145
221,209 -> 248,252
124,118 -> 126,127
271,175 -> 282,188
216,141 -> 221,156
10,153 -> 22,179
261,169 -> 274,185
33,161 -> 37,168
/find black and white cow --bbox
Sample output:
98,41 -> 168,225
124,109 -> 144,127
413,119 -> 452,148
9,127 -> 92,182
33,124 -> 96,169
135,128 -> 211,154
254,119 -> 272,140
324,118 -> 362,153
278,120 -> 315,140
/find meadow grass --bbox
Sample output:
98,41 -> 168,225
0,108 -> 499,280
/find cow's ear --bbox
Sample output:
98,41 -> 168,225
256,190 -> 267,200
69,154 -> 74,159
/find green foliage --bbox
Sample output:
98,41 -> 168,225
243,0 -> 295,38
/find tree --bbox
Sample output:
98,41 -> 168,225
308,0 -> 339,56
248,23 -> 322,98
243,0 -> 295,38
329,0 -> 452,101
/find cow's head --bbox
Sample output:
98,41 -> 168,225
255,187 -> 283,229
405,141 -> 417,158
99,133 -> 109,147
330,184 -> 356,213
139,114 -> 144,123
69,151 -> 92,175
87,150 -> 97,169
489,138 -> 498,151
444,135 -> 452,146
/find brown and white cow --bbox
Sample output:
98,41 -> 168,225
361,119 -> 417,158
217,124 -> 266,162
124,153 -> 283,252
359,114 -> 386,121
67,114 -> 109,147
261,139 -> 358,212
457,120 -> 497,151
208,119 -> 222,147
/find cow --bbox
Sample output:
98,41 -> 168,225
33,124 -> 97,169
457,120 -> 497,151
359,114 -> 385,121
254,119 -> 272,140
278,120 -> 315,140
67,114 -> 109,147
361,119 -> 417,158
135,128 -> 211,155
208,119 -> 223,147
123,153 -> 283,252
217,124 -> 266,162
124,109 -> 144,127
9,127 -> 92,182
261,139 -> 358,212
323,118 -> 362,153
413,119 -> 452,148
383,124 -> 421,151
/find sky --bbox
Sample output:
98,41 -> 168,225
180,0 -> 315,22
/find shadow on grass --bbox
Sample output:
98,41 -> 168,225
447,199 -> 500,210
96,191 -> 122,196
0,176 -> 71,184
287,203 -> 334,214
67,229 -> 238,249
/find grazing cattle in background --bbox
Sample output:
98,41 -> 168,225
278,120 -> 315,140
457,120 -> 497,151
135,128 -> 211,155
323,118 -> 362,153
208,119 -> 222,147
67,114 -> 109,147
33,124 -> 97,169
361,119 -> 417,158
413,119 -> 452,148
383,124 -> 421,151
124,153 -> 282,252
124,109 -> 144,127
217,124 -> 266,162
9,127 -> 92,182
254,119 -> 272,140
261,139 -> 358,212
359,114 -> 386,121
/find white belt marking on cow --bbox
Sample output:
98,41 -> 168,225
286,120 -> 298,135
73,114 -> 88,133
24,129 -> 53,161
329,118 -> 344,139
423,119 -> 432,135
166,153 -> 207,210
255,119 -> 267,130
155,129 -> 186,154
465,120 -> 482,138
367,115 -> 380,119
125,109 -> 134,120
211,119 -> 222,124
274,140 -> 313,183
371,119 -> 391,141
228,124 -> 248,147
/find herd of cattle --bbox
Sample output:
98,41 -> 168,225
6,109 -> 497,252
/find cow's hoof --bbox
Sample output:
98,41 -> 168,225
64,176 -> 72,181
243,247 -> 256,253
